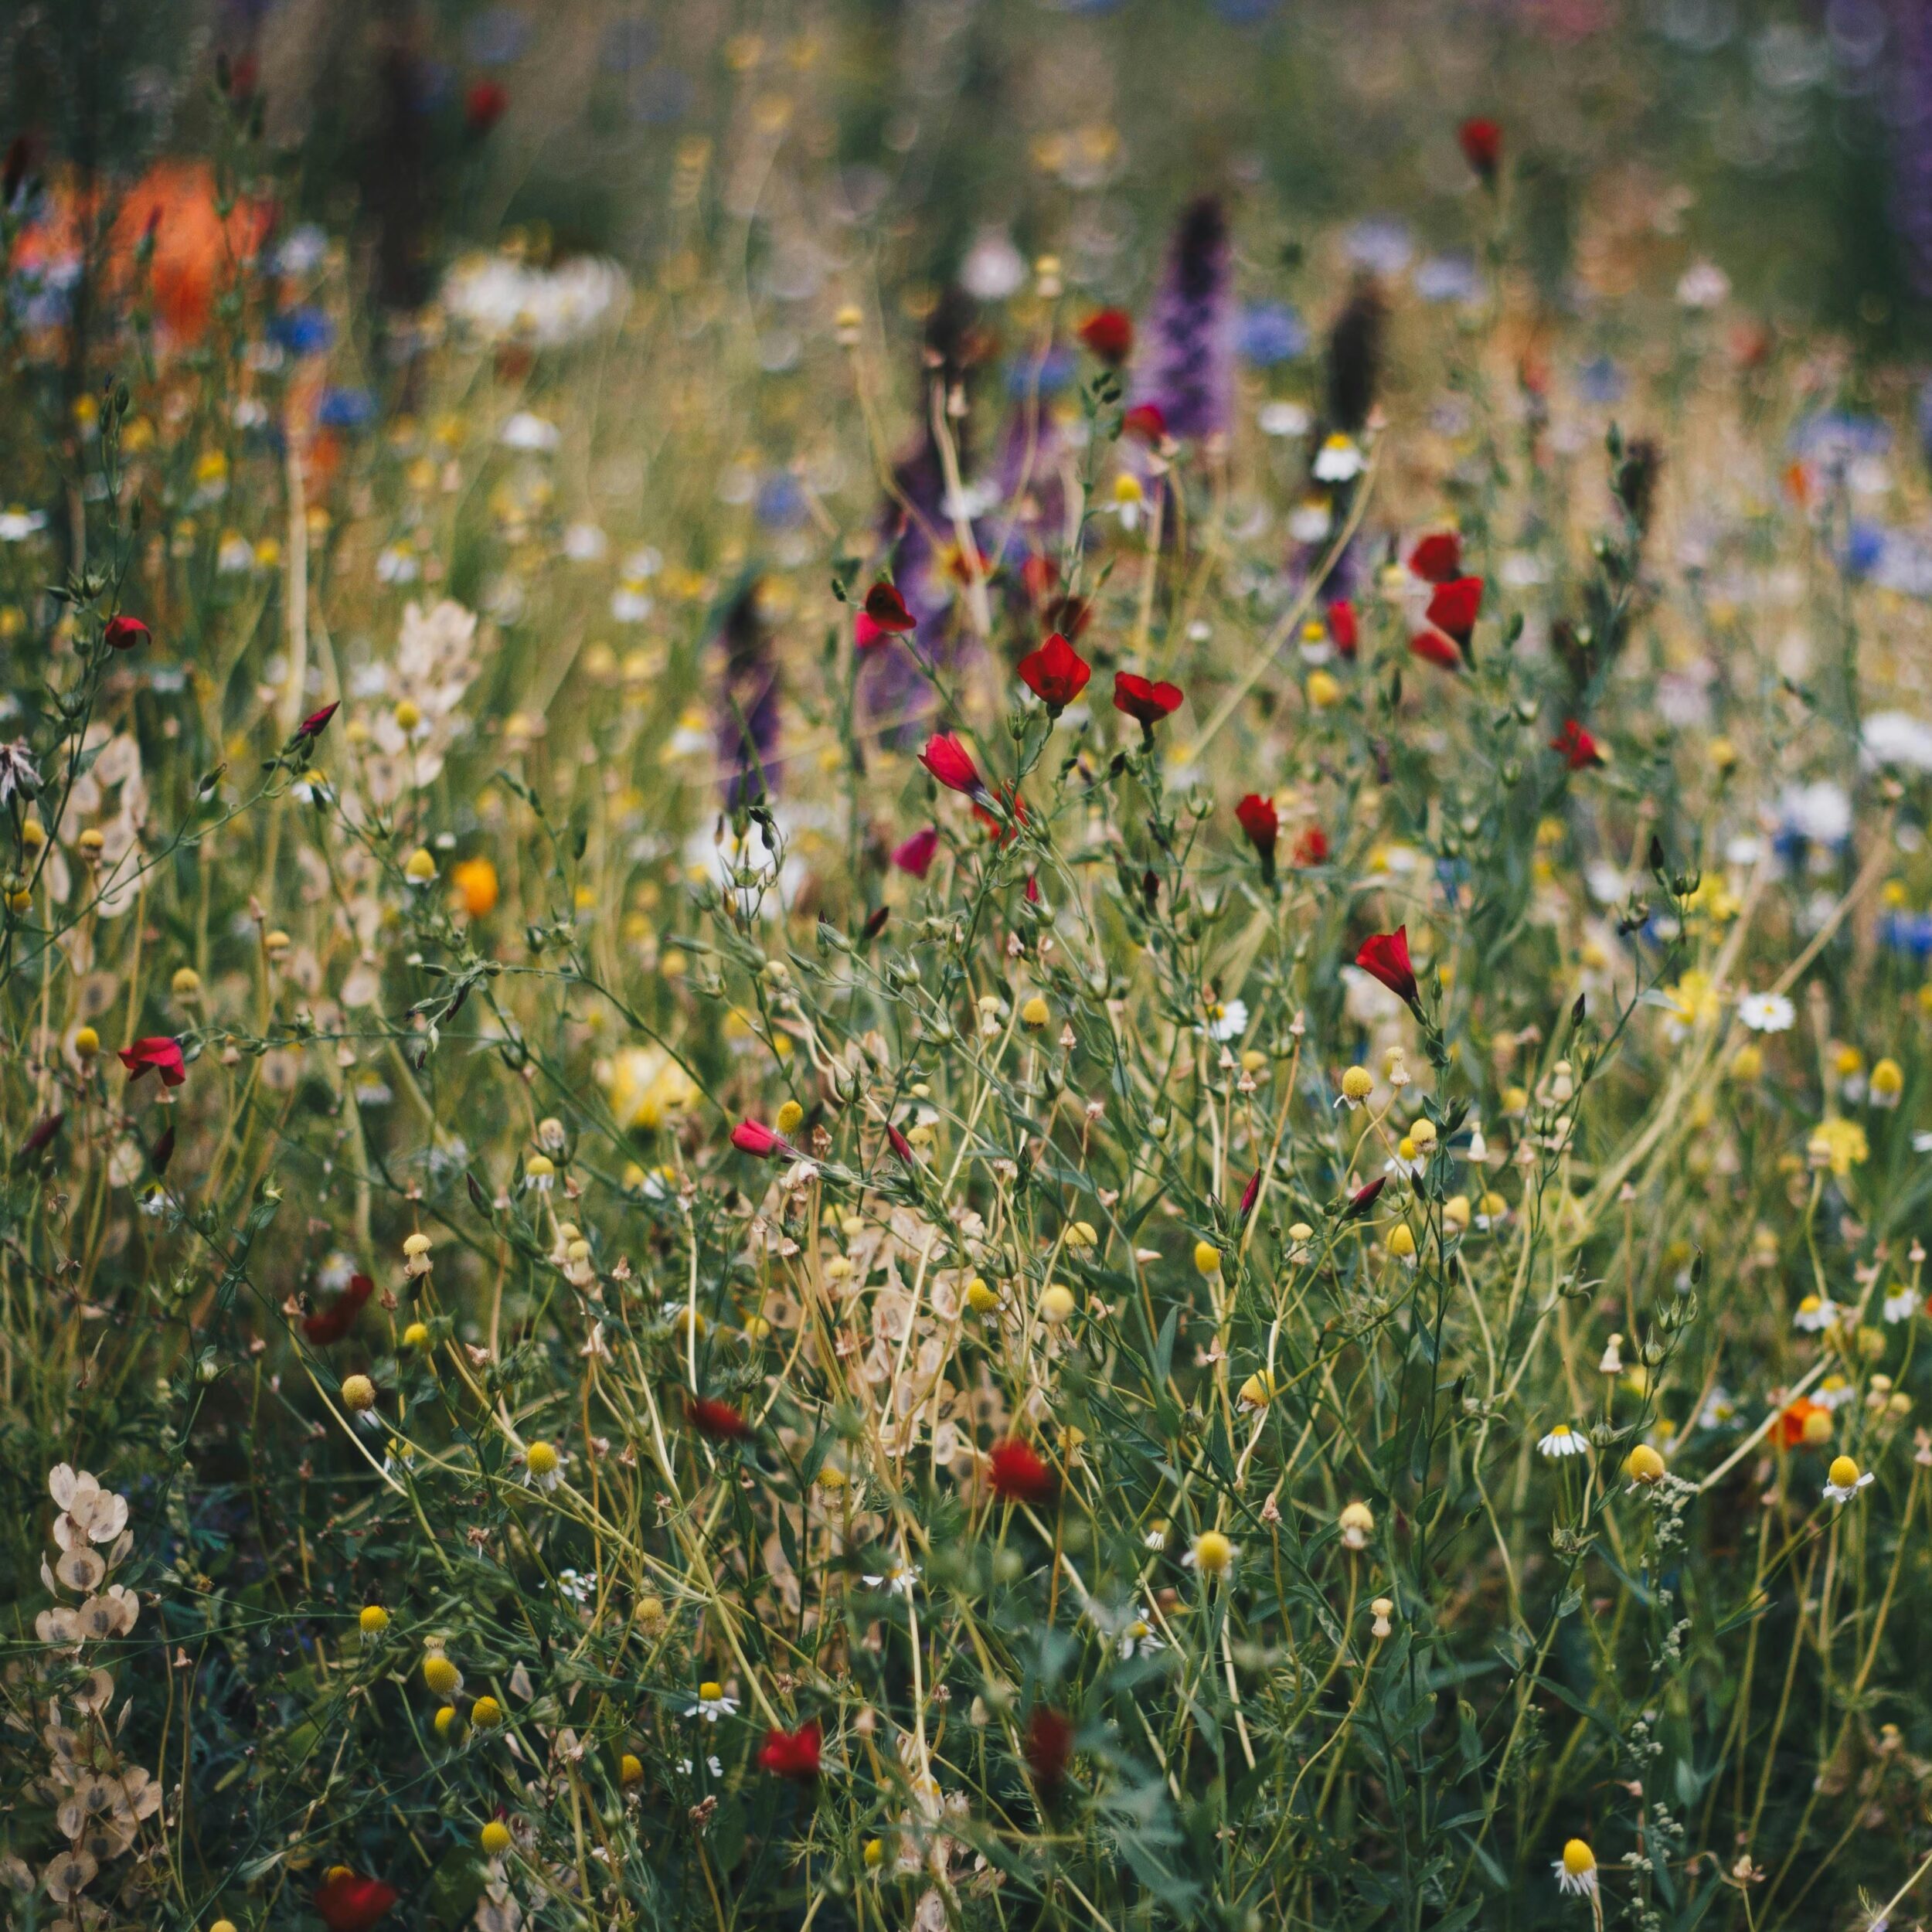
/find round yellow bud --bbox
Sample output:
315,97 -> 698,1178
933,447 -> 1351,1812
339,1373 -> 376,1413
73,1026 -> 99,1059
20,816 -> 45,849
620,1752 -> 645,1786
1039,1284 -> 1076,1324
862,1838 -> 886,1869
1341,1066 -> 1374,1102
1562,1839 -> 1596,1879
424,1653 -> 462,1696
1872,1057 -> 1903,1100
526,1440 -> 560,1478
1191,1529 -> 1233,1575
403,1232 -> 432,1257
77,827 -> 104,854
470,1695 -> 502,1727
1287,1221 -> 1314,1243
1237,1369 -> 1277,1410
635,1595 -> 666,1630
965,1277 -> 1001,1314
1828,1455 -> 1860,1490
1708,735 -> 1737,771
1021,994 -> 1050,1029
210,1920 -> 239,1932
775,1099 -> 804,1136
1306,669 -> 1342,709
480,1821 -> 512,1855
403,846 -> 437,884
434,1704 -> 460,1738
403,1321 -> 430,1349
1387,1223 -> 1417,1260
393,699 -> 422,733
1625,1443 -> 1666,1485
1193,1241 -> 1222,1277
359,1604 -> 390,1636
1802,1406 -> 1834,1447
1443,1195 -> 1470,1230
172,967 -> 202,998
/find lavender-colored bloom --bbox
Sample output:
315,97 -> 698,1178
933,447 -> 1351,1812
1890,0 -> 1932,297
1236,301 -> 1307,366
1413,254 -> 1481,306
1132,196 -> 1236,443
716,583 -> 781,808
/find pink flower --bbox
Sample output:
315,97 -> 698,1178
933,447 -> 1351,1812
919,733 -> 985,797
118,1036 -> 186,1087
892,827 -> 940,877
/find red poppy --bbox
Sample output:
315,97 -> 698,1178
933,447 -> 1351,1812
862,580 -> 918,634
1354,927 -> 1419,1008
758,1719 -> 822,1782
1410,628 -> 1462,672
892,827 -> 940,877
1017,633 -> 1092,713
1345,1175 -> 1388,1218
104,614 -> 150,650
299,701 -> 340,737
1326,598 -> 1359,658
730,1120 -> 795,1159
1458,117 -> 1502,182
1023,1706 -> 1075,1794
1406,532 -> 1461,584
119,1036 -> 186,1087
1234,793 -> 1279,860
464,80 -> 510,134
304,1273 -> 374,1346
1113,672 -> 1183,733
1293,826 -> 1330,867
1077,308 -> 1134,366
987,1437 -> 1057,1506
1425,576 -> 1484,650
685,1395 -> 752,1440
314,1872 -> 398,1932
1122,403 -> 1167,444
919,732 -> 985,797
1550,719 -> 1604,770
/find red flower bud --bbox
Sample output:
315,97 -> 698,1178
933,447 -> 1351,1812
862,580 -> 917,634
1122,403 -> 1167,444
304,1273 -> 374,1345
1550,718 -> 1604,770
758,1719 -> 822,1781
1077,307 -> 1134,366
1410,627 -> 1462,671
1293,826 -> 1330,867
892,826 -> 940,877
299,701 -> 340,737
464,80 -> 510,134
1354,927 -> 1419,1009
1234,793 -> 1278,860
1425,576 -> 1484,650
730,1120 -> 794,1159
1023,1706 -> 1075,1794
314,1872 -> 398,1932
1345,1175 -> 1388,1219
1326,598 -> 1359,658
918,732 -> 984,796
1458,117 -> 1502,182
685,1395 -> 752,1440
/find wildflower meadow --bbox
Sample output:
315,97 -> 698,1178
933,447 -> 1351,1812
10,2 -> 1932,1929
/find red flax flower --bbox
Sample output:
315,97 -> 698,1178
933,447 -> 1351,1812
1406,532 -> 1462,584
862,580 -> 918,634
304,1273 -> 374,1346
1239,1168 -> 1261,1219
1122,402 -> 1167,444
1113,672 -> 1183,741
314,1872 -> 397,1932
730,1119 -> 798,1160
1235,794 -> 1279,862
464,80 -> 510,134
1410,628 -> 1462,672
298,700 -> 340,738
758,1719 -> 822,1782
119,1036 -> 186,1087
1345,1175 -> 1388,1218
1354,927 -> 1420,1009
1458,117 -> 1502,183
919,732 -> 985,797
1023,1706 -> 1075,1795
1293,826 -> 1330,867
1551,719 -> 1604,770
686,1395 -> 752,1440
987,1437 -> 1057,1506
892,827 -> 940,877
1425,576 -> 1484,652
1017,633 -> 1092,714
104,614 -> 150,650
1077,308 -> 1134,366
1326,597 -> 1359,658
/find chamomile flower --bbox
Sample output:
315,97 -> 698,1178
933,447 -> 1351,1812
1114,1603 -> 1167,1659
685,1682 -> 738,1722
1184,1529 -> 1236,1576
677,1754 -> 725,1777
522,1440 -> 567,1492
1736,992 -> 1795,1033
1884,1285 -> 1919,1324
1205,997 -> 1248,1043
1812,1374 -> 1854,1411
1793,1294 -> 1838,1333
1538,1423 -> 1587,1459
862,1557 -> 920,1597
1822,1454 -> 1874,1505
1312,433 -> 1366,482
1553,1838 -> 1597,1896
1337,1065 -> 1374,1110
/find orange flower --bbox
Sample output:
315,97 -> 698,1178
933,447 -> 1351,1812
1779,1398 -> 1819,1448
109,160 -> 273,343
451,857 -> 499,918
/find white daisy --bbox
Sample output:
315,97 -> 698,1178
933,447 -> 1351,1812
1538,1423 -> 1587,1459
1736,992 -> 1795,1033
1553,1840 -> 1598,1896
684,1682 -> 738,1722
1793,1294 -> 1838,1332
1884,1287 -> 1919,1325
1311,434 -> 1366,482
1822,1459 -> 1875,1506
1118,1606 -> 1166,1660
1206,998 -> 1249,1043
862,1558 -> 920,1597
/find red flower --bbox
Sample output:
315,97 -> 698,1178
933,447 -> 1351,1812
1234,793 -> 1279,860
730,1119 -> 795,1159
1410,628 -> 1462,671
1113,672 -> 1183,733
1293,825 -> 1330,867
1354,927 -> 1419,1008
1077,307 -> 1134,366
304,1273 -> 374,1346
1779,1399 -> 1819,1448
862,580 -> 918,634
919,732 -> 985,796
314,1872 -> 398,1932
892,827 -> 940,877
685,1395 -> 752,1440
1017,633 -> 1092,714
1326,598 -> 1359,658
1425,576 -> 1484,650
298,700 -> 340,737
986,1437 -> 1057,1506
1458,117 -> 1502,182
1345,1175 -> 1388,1218
1122,403 -> 1168,444
886,1123 -> 917,1167
1023,1706 -> 1075,1794
104,614 -> 150,651
1406,532 -> 1462,584
1550,719 -> 1604,770
464,80 -> 510,134
1239,1168 -> 1260,1219
758,1719 -> 822,1782
118,1036 -> 186,1087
